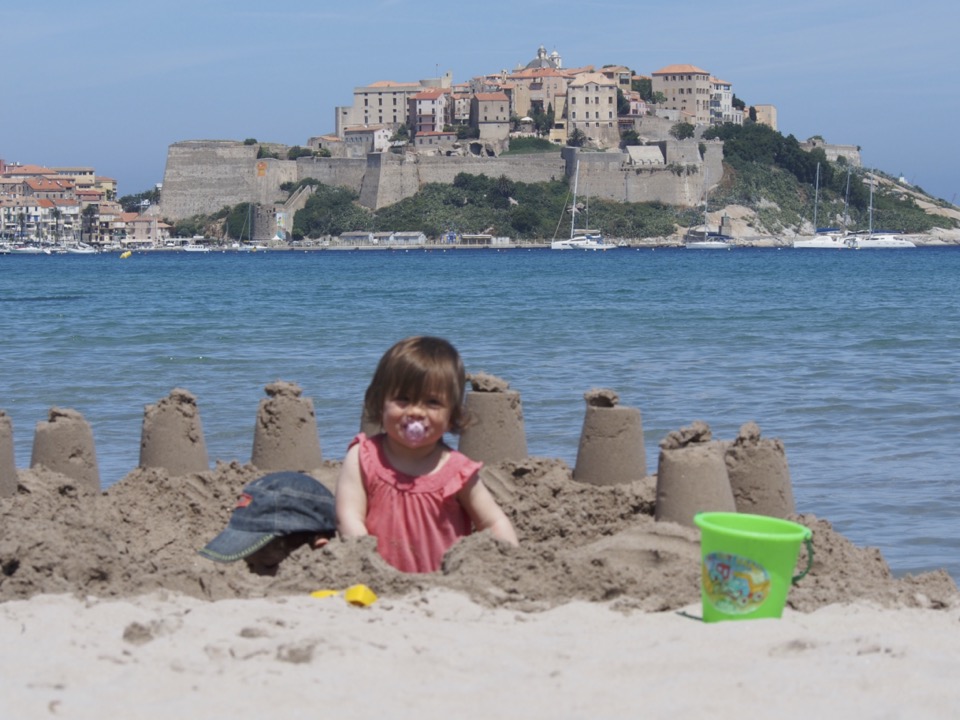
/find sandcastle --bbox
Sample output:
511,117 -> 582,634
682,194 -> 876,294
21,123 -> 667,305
457,372 -> 528,464
573,388 -> 646,486
1,380 -> 797,532
30,407 -> 100,493
6,378 -> 954,616
139,388 -> 209,475
251,381 -> 323,472
0,411 -> 19,497
654,420 -> 795,528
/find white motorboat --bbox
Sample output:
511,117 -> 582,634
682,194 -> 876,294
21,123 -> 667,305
551,159 -> 615,251
182,244 -> 211,253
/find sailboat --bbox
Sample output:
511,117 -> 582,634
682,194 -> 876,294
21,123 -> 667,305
551,160 -> 615,251
793,163 -> 848,249
842,175 -> 915,249
231,203 -> 256,251
685,176 -> 732,249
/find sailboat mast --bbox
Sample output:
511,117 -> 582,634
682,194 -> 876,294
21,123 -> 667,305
571,160 -> 579,239
813,162 -> 820,230
868,176 -> 874,235
843,167 -> 851,231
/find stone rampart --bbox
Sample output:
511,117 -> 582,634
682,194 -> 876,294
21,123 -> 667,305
295,156 -> 367,192
160,139 -> 723,219
158,141 -> 296,220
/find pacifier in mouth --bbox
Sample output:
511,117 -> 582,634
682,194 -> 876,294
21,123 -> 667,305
403,421 -> 426,443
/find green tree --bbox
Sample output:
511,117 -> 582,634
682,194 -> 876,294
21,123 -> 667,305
286,146 -> 314,160
632,77 -> 652,101
567,129 -> 587,147
118,187 -> 161,213
292,184 -> 373,238
669,122 -> 695,140
391,124 -> 409,142
621,129 -> 640,146
81,205 -> 98,241
616,88 -> 630,116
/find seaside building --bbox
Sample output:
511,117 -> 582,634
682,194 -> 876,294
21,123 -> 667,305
335,72 -> 453,138
566,72 -> 620,148
470,92 -> 510,142
753,104 -> 778,131
652,64 -> 713,125
409,88 -> 452,137
709,77 -> 743,125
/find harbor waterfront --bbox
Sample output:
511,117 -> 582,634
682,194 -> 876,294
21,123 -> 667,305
2,248 -> 959,580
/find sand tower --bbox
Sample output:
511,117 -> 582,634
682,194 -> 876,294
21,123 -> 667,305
0,410 -> 18,497
725,421 -> 795,518
30,407 -> 100,493
139,388 -> 209,475
654,420 -> 736,528
457,372 -> 528,464
251,380 -> 323,472
573,389 -> 646,486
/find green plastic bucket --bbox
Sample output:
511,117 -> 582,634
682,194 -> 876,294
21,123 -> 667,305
693,512 -> 813,623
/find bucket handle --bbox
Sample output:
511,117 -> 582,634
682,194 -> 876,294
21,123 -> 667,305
792,537 -> 815,584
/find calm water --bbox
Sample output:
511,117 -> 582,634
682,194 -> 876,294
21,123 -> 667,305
2,248 -> 959,580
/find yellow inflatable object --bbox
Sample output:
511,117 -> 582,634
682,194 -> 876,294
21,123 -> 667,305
120,251 -> 132,259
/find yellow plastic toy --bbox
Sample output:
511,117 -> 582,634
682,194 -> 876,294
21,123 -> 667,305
310,584 -> 378,607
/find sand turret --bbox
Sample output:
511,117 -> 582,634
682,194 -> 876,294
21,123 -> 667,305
30,407 -> 100,493
139,389 -> 209,475
654,420 -> 735,527
457,372 -> 528,464
573,389 -> 646,486
251,381 -> 323,472
725,421 -> 795,517
0,410 -> 18,497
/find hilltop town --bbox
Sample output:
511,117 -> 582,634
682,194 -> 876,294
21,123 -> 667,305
3,47 -> 957,250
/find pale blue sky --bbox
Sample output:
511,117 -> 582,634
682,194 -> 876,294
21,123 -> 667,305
5,0 -> 958,203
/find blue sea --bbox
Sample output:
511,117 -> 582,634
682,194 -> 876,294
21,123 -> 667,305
2,248 -> 958,580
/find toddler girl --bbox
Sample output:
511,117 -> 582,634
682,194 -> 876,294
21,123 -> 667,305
336,336 -> 518,573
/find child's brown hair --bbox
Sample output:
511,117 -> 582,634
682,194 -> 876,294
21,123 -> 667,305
363,336 -> 469,433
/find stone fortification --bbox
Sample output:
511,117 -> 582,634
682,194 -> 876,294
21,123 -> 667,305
159,141 -> 297,221
295,156 -> 367,193
159,138 -> 724,220
360,152 -> 567,209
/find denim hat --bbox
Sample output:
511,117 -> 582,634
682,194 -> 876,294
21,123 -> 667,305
198,471 -> 336,563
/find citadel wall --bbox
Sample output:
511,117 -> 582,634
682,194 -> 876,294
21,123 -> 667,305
158,141 -> 296,220
159,140 -> 721,223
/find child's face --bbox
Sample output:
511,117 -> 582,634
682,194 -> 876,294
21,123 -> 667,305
382,389 -> 452,450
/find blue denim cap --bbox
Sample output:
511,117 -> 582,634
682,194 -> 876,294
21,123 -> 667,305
198,471 -> 336,563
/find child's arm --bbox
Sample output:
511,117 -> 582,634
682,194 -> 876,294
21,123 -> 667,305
335,444 -> 369,538
458,475 -> 519,546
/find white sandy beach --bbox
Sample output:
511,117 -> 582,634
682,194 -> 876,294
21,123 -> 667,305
2,589 -> 959,719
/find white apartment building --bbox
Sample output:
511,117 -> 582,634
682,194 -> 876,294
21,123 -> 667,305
710,77 -> 743,125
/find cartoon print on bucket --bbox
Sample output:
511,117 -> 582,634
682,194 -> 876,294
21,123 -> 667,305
702,552 -> 771,614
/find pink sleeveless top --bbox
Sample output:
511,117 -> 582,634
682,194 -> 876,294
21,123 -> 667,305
352,433 -> 482,573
